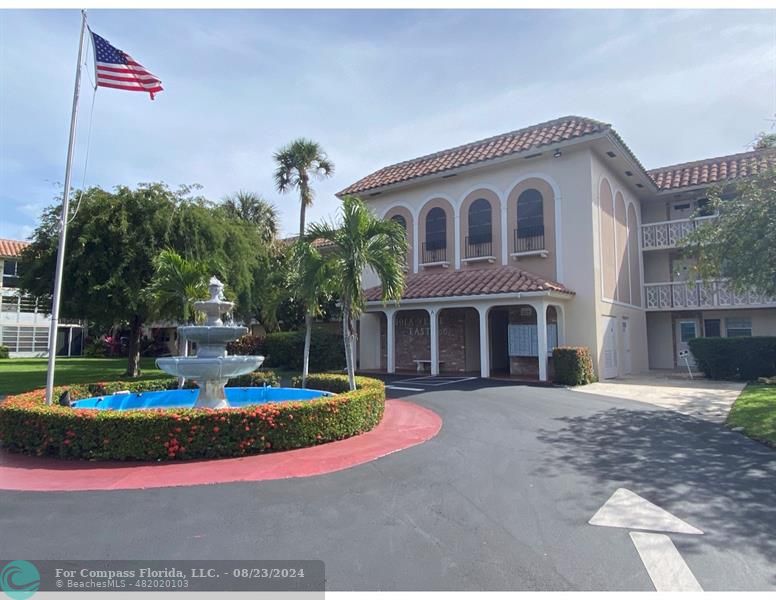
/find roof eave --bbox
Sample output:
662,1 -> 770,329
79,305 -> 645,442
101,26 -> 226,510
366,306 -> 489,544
364,288 -> 575,307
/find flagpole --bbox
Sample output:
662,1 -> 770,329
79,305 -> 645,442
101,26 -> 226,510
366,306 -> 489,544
44,10 -> 88,405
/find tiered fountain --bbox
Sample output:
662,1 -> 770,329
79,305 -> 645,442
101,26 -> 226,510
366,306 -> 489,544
71,276 -> 332,411
155,276 -> 263,409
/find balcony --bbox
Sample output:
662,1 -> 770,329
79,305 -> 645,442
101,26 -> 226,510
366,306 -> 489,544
463,237 -> 495,263
645,279 -> 776,311
641,215 -> 717,250
512,226 -> 547,259
421,242 -> 448,267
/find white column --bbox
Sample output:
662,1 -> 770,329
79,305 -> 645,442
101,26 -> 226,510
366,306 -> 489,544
386,309 -> 396,374
412,217 -> 419,273
477,305 -> 490,378
429,308 -> 439,375
555,304 -> 566,346
537,301 -> 548,382
454,212 -> 461,269
500,202 -> 509,265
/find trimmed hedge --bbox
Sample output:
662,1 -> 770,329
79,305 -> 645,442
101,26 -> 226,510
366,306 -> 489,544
0,345 -> 8,359
226,335 -> 265,356
263,330 -> 345,371
0,374 -> 384,461
291,373 -> 382,393
552,346 -> 597,386
688,337 -> 776,380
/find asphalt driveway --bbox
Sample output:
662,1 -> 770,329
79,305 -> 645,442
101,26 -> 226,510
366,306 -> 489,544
1,378 -> 774,591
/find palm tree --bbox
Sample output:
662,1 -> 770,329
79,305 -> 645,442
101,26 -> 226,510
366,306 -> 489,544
273,138 -> 334,238
307,196 -> 407,390
288,240 -> 337,388
144,249 -> 211,385
221,191 -> 279,244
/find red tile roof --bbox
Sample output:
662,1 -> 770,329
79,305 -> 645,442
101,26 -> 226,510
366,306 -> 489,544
0,238 -> 29,258
339,116 -> 609,196
648,149 -> 776,191
364,265 -> 573,302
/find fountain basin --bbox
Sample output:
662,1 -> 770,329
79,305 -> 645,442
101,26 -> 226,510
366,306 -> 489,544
177,325 -> 248,346
156,355 -> 263,380
71,387 -> 333,411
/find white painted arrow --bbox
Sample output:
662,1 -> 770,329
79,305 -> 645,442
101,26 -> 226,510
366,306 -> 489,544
590,488 -> 704,591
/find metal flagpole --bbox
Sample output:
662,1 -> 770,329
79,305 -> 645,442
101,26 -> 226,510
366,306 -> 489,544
44,10 -> 88,405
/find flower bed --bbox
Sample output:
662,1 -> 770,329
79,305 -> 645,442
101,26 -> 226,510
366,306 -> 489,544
0,374 -> 384,461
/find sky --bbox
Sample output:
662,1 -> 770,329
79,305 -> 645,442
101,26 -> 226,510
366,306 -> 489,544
0,8 -> 774,241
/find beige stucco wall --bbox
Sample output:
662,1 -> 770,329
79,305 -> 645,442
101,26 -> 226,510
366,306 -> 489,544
646,311 -> 674,369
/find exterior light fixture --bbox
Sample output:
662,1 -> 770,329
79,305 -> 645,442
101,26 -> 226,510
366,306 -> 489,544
553,149 -> 562,158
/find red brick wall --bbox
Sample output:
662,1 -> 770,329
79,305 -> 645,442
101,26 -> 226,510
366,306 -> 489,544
394,310 -> 431,370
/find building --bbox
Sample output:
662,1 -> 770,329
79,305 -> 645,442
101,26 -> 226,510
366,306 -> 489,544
340,116 -> 776,380
0,238 -> 84,357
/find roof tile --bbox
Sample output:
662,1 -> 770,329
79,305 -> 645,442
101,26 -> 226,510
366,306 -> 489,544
648,149 -> 776,191
0,238 -> 29,258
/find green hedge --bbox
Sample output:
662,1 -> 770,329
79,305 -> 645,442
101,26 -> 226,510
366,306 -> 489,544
552,346 -> 597,386
688,337 -> 776,380
291,373 -> 383,393
263,330 -> 345,371
0,374 -> 384,461
226,335 -> 265,356
0,345 -> 9,359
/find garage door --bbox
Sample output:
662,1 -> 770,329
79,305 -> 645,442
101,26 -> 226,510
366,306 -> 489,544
602,317 -> 618,379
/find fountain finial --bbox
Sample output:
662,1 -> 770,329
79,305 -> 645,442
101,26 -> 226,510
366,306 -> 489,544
208,276 -> 224,301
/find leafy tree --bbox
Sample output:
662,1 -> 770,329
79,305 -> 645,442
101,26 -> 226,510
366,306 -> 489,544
288,240 -> 337,388
753,132 -> 776,150
20,183 -> 274,378
220,191 -> 279,244
307,196 -> 407,390
273,138 -> 334,238
682,166 -> 776,296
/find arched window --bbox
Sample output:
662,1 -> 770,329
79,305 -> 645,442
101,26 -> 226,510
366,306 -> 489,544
466,198 -> 492,258
390,214 -> 407,234
424,207 -> 447,262
516,189 -> 544,251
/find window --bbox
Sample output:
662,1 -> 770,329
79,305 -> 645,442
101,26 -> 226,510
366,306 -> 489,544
468,199 -> 492,245
2,260 -> 19,288
703,319 -> 721,338
679,321 -> 697,343
517,189 -> 544,236
390,214 -> 407,233
425,207 -> 446,251
726,318 -> 752,338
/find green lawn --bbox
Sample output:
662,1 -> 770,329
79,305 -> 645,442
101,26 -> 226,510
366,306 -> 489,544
0,357 -> 168,396
727,383 -> 776,447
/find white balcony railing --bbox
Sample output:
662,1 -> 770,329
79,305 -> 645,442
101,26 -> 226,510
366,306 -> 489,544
641,215 -> 717,250
645,280 -> 776,311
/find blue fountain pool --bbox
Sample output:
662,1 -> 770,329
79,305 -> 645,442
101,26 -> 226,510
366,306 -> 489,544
70,387 -> 333,411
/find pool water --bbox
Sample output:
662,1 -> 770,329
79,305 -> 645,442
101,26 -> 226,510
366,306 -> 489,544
70,387 -> 333,411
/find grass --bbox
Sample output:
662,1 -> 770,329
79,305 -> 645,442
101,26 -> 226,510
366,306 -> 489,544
0,357 -> 168,396
727,383 -> 776,447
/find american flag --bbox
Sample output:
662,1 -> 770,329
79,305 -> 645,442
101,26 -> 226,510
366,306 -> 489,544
90,30 -> 163,100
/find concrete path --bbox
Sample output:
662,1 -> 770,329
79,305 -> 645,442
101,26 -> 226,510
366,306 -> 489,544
572,372 -> 744,424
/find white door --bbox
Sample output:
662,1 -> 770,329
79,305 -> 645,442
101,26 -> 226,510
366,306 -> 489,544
675,320 -> 698,368
621,317 -> 632,375
602,317 -> 618,379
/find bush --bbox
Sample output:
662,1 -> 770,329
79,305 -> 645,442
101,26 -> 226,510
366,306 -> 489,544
0,375 -> 384,461
226,335 -> 265,356
0,345 -> 8,359
688,337 -> 776,380
291,373 -> 382,393
552,346 -> 597,386
227,370 -> 279,388
263,329 -> 345,371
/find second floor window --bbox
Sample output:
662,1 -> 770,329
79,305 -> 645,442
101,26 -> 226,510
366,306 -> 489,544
390,214 -> 407,236
516,189 -> 544,237
468,199 -> 492,245
425,207 -> 446,251
2,260 -> 20,288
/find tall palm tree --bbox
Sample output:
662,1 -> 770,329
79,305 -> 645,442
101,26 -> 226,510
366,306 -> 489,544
144,249 -> 211,385
273,138 -> 334,238
307,196 -> 407,390
221,191 -> 279,244
288,240 -> 337,388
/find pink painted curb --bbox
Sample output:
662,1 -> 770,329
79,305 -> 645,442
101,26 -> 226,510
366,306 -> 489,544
0,399 -> 441,492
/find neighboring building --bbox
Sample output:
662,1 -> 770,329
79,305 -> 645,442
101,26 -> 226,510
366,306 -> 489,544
0,238 -> 84,357
340,116 -> 776,380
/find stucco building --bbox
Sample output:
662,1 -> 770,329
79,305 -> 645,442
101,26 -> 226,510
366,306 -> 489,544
341,116 -> 776,380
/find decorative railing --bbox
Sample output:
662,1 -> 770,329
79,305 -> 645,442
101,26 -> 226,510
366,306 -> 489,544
421,242 -> 447,264
641,215 -> 717,250
513,225 -> 545,253
645,280 -> 776,310
464,237 -> 493,259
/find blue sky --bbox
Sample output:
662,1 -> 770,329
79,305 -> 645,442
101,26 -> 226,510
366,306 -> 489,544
1,9 -> 774,240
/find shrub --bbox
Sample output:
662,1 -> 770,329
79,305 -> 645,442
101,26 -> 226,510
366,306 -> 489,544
264,329 -> 345,371
688,337 -> 776,380
552,346 -> 597,386
227,370 -> 279,388
0,345 -> 8,359
226,335 -> 265,356
0,375 -> 384,461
